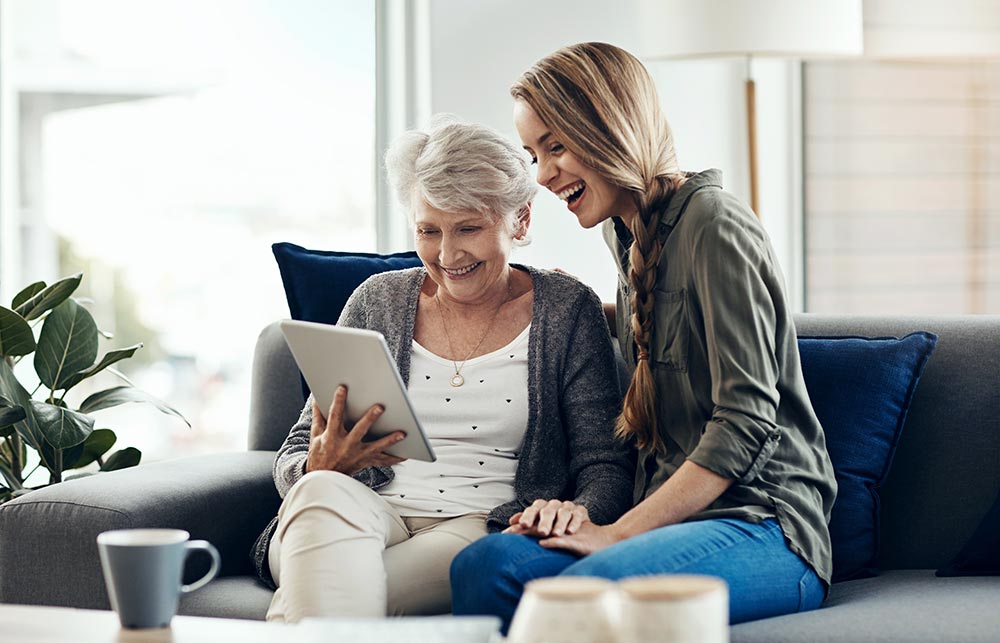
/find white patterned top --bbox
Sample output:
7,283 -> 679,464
380,325 -> 531,517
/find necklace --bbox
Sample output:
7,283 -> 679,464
435,276 -> 513,387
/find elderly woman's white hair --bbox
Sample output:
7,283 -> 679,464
385,115 -> 537,246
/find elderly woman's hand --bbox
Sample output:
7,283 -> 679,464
305,385 -> 407,476
503,499 -> 590,537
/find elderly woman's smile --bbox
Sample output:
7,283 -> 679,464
440,261 -> 481,277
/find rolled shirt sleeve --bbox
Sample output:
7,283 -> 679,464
685,199 -> 784,484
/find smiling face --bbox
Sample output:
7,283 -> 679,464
414,200 -> 519,307
513,99 -> 637,229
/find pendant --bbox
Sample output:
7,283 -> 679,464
450,373 -> 465,387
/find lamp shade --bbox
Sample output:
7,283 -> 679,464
864,0 -> 1000,58
638,0 -> 863,59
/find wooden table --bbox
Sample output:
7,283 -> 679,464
0,604 -> 299,642
0,603 -> 502,642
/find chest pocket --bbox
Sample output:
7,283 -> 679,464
651,288 -> 689,372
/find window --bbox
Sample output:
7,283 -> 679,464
1,0 -> 376,464
804,60 -> 1000,314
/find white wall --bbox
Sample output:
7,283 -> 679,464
425,0 -> 802,307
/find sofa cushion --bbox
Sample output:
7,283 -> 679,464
178,576 -> 271,620
798,332 -> 937,581
937,488 -> 1000,577
272,242 -> 422,325
272,243 -> 423,398
730,570 -> 1000,643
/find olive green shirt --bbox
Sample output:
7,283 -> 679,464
603,169 -> 837,585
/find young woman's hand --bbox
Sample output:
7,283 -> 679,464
305,385 -> 407,476
537,521 -> 628,556
503,499 -> 590,537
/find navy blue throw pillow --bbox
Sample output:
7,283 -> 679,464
937,489 -> 1000,577
273,242 -> 422,324
272,242 -> 423,399
798,332 -> 937,582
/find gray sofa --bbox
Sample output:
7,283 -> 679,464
1,315 -> 998,642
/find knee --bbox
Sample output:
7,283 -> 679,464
281,470 -> 376,525
451,534 -> 526,588
559,548 -> 625,580
451,533 -> 505,583
288,470 -> 359,504
560,557 -> 616,579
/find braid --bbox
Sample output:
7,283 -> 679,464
615,177 -> 677,453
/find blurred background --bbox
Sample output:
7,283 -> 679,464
1,0 -> 997,468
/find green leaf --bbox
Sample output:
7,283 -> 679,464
40,439 -> 85,472
101,447 -> 141,471
0,397 -> 26,428
0,306 -> 36,358
58,344 -> 143,391
69,428 -> 117,469
79,386 -> 191,427
0,436 -> 27,476
0,458 -> 22,491
14,273 -> 82,321
34,299 -> 99,391
0,360 -> 48,466
12,281 -> 45,311
30,400 -> 95,449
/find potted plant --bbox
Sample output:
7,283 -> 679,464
0,273 -> 187,503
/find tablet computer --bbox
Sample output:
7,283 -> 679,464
280,320 -> 436,462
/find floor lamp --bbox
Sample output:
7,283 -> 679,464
637,0 -> 863,217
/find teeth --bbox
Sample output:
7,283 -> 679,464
557,182 -> 585,201
442,262 -> 479,275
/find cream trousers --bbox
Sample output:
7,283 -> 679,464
266,470 -> 489,623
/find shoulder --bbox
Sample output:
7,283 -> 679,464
518,265 -> 605,334
341,267 -> 424,324
355,266 -> 425,294
522,265 -> 602,309
676,187 -> 769,255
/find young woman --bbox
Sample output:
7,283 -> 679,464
451,42 -> 837,631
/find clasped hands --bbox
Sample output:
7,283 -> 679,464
305,384 -> 407,476
505,499 -> 628,556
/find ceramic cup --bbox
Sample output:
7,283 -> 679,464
506,576 -> 619,643
97,528 -> 220,629
618,574 -> 729,643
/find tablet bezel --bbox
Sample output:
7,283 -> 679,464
280,320 -> 436,462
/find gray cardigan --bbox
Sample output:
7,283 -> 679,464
253,264 -> 634,586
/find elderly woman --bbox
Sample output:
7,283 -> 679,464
253,117 -> 634,622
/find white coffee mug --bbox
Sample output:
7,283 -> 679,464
97,528 -> 220,629
507,577 -> 619,643
618,574 -> 729,643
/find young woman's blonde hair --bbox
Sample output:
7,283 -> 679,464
512,42 -> 684,453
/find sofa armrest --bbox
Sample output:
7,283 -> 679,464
0,451 -> 280,609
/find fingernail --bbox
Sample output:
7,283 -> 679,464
374,406 -> 384,416
395,434 -> 405,442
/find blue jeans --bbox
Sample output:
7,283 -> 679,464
451,518 -> 825,633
